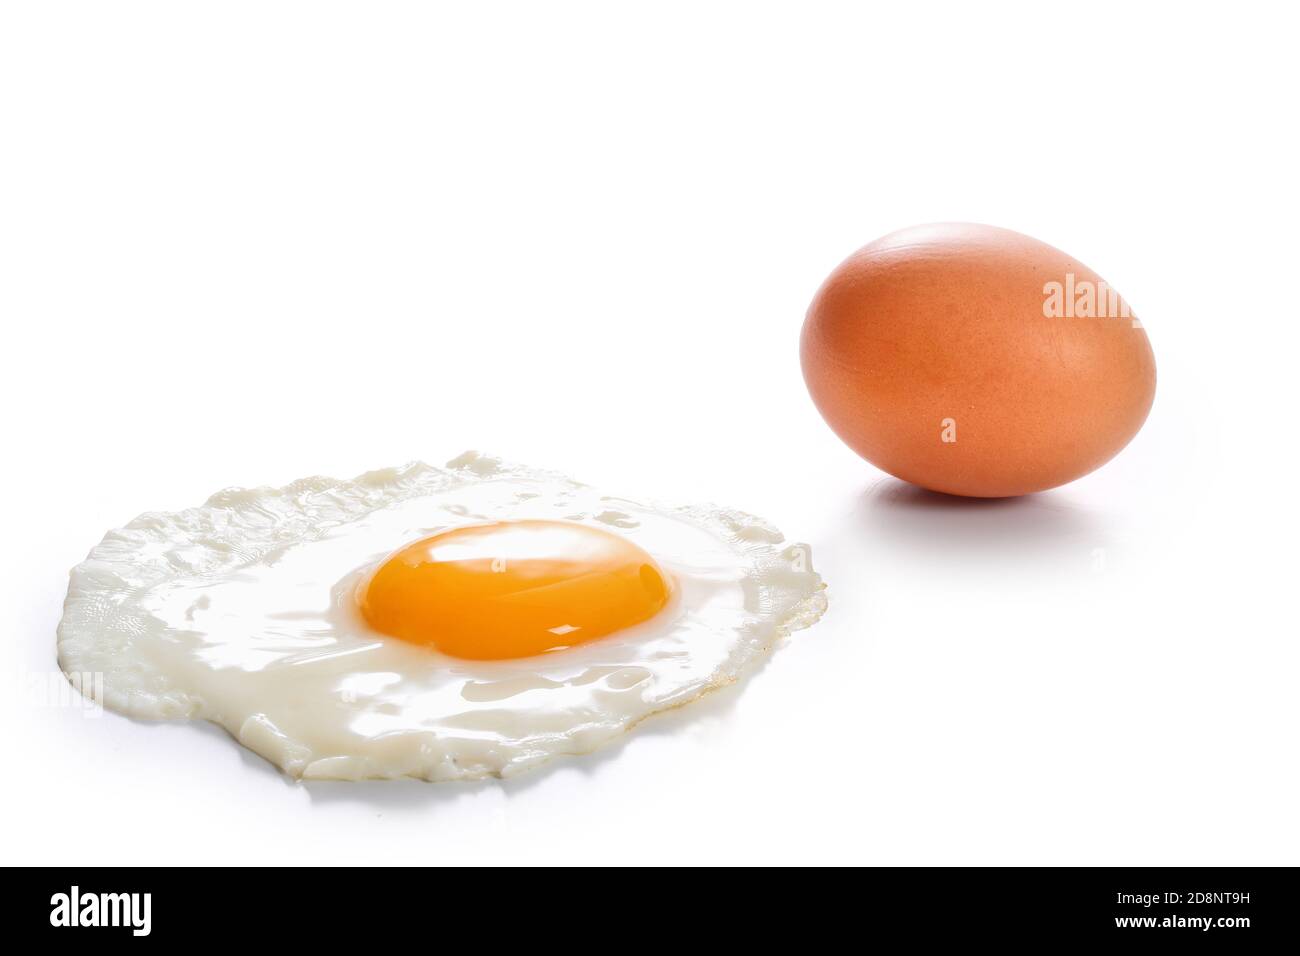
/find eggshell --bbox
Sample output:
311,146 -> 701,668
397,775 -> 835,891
800,223 -> 1156,497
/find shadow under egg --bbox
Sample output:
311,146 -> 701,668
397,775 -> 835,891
846,478 -> 1118,577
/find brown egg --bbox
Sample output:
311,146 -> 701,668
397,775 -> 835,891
801,223 -> 1156,497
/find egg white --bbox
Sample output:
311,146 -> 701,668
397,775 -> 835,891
57,452 -> 827,781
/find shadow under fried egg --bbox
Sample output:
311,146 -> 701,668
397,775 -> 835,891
296,662 -> 760,809
147,636 -> 776,808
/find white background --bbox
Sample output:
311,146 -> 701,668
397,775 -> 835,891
2,2 -> 1296,866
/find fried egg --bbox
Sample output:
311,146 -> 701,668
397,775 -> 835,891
57,453 -> 827,781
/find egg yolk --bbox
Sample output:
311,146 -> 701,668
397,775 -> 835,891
357,520 -> 673,660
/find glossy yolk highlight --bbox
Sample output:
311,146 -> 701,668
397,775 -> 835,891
357,519 -> 673,660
